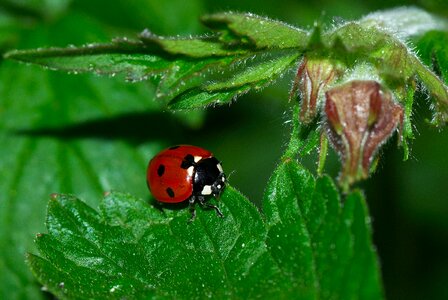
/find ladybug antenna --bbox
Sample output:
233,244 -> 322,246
226,170 -> 236,181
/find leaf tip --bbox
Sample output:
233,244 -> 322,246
3,49 -> 23,61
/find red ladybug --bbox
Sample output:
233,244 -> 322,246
147,145 -> 226,220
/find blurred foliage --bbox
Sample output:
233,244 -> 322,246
0,0 -> 447,299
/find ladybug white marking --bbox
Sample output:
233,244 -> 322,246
194,156 -> 202,163
217,163 -> 223,173
187,166 -> 194,177
201,185 -> 213,195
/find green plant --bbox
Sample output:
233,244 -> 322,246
1,3 -> 447,300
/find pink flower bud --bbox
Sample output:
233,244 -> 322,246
291,58 -> 338,123
324,80 -> 403,189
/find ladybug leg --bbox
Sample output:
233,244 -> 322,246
198,196 -> 224,218
188,196 -> 197,223
152,201 -> 167,216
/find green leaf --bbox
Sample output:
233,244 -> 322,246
154,57 -> 236,100
29,189 -> 284,299
28,157 -> 383,299
5,39 -> 295,108
0,12 -> 168,130
263,160 -> 384,299
412,29 -> 448,122
202,12 -> 309,49
6,37 -> 303,109
139,33 -> 246,57
3,40 -> 172,80
168,87 -> 249,110
0,126 -> 165,299
205,51 -> 300,91
412,55 -> 448,124
167,50 -> 300,109
4,11 -> 309,109
359,7 -> 448,39
414,30 -> 448,84
283,104 -> 321,160
0,60 -> 160,129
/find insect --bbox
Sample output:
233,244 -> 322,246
147,145 -> 226,221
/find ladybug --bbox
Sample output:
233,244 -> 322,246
147,145 -> 226,220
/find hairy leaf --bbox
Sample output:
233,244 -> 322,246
263,160 -> 384,299
5,36 -> 299,107
168,87 -> 249,110
412,29 -> 448,124
201,12 -> 309,49
0,130 -> 161,299
4,40 -> 173,79
166,50 -> 300,109
29,189 -> 283,299
4,8 -> 448,119
29,159 -> 383,299
139,33 -> 246,57
414,30 -> 448,84
360,6 -> 448,39
4,12 -> 309,109
155,57 -> 231,100
205,51 -> 300,91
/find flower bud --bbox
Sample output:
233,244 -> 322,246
291,58 -> 338,123
324,80 -> 403,189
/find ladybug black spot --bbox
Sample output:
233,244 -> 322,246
166,187 -> 175,198
169,145 -> 180,150
181,154 -> 195,169
157,164 -> 165,177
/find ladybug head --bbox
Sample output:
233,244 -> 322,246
193,158 -> 226,198
211,172 -> 226,198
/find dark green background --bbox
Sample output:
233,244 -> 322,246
0,0 -> 447,299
